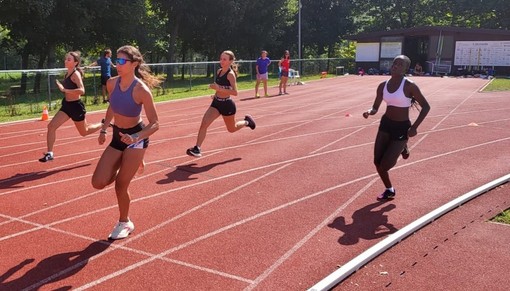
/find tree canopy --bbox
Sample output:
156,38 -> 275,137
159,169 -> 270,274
0,0 -> 508,72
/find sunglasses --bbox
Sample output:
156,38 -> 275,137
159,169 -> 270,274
116,58 -> 133,65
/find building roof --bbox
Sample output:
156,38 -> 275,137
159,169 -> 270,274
347,26 -> 510,41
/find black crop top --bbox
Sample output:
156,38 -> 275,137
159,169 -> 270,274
62,70 -> 79,90
215,68 -> 231,88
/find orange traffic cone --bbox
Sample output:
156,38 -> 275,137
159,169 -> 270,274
41,106 -> 49,121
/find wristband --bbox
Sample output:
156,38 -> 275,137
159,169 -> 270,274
100,129 -> 107,134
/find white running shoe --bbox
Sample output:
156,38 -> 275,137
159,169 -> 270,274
108,220 -> 135,240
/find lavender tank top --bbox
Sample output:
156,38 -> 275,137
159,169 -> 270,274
109,78 -> 142,117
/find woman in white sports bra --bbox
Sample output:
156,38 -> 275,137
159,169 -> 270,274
363,55 -> 430,200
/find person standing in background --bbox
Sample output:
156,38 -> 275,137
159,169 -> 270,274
88,49 -> 116,103
278,50 -> 290,95
255,50 -> 271,98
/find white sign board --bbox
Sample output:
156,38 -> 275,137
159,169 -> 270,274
355,43 -> 380,62
380,42 -> 402,58
454,41 -> 510,66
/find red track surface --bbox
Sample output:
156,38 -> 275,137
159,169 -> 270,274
1,75 -> 509,290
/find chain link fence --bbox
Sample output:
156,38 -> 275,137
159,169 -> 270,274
0,58 -> 352,120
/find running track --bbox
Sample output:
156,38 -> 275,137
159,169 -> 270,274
1,75 -> 509,290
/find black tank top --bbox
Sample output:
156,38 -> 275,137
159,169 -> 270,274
215,68 -> 231,88
62,70 -> 78,89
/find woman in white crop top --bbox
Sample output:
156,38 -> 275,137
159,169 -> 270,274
362,55 -> 430,200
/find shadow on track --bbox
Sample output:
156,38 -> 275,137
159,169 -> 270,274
0,240 -> 111,290
328,200 -> 398,245
0,163 -> 91,190
156,158 -> 242,184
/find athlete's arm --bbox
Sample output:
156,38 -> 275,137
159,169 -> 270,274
407,82 -> 430,137
363,82 -> 385,118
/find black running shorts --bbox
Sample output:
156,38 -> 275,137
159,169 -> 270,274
210,96 -> 236,116
378,114 -> 411,141
109,123 -> 149,151
60,98 -> 86,122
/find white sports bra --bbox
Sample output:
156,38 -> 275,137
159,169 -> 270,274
383,77 -> 412,108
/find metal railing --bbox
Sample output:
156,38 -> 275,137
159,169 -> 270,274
0,58 -> 351,118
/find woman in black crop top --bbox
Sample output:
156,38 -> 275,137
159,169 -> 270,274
39,51 -> 102,162
186,50 -> 256,157
362,55 -> 430,200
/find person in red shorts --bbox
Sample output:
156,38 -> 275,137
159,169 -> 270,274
278,50 -> 290,95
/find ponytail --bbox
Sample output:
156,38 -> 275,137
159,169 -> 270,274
135,64 -> 161,89
118,45 -> 161,89
230,63 -> 239,77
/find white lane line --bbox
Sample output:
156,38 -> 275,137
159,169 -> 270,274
73,169 -> 378,290
304,79 -> 496,290
308,174 -> 510,291
0,124 -> 369,195
244,179 -> 379,291
54,135 -> 510,290
0,152 -> 225,229
3,215 -> 254,291
23,164 -> 290,290
246,80 -> 500,289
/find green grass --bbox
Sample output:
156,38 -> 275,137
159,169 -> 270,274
492,208 -> 510,225
483,78 -> 510,91
0,73 -> 325,123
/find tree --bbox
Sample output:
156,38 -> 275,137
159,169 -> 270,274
0,0 -> 148,92
301,0 -> 355,57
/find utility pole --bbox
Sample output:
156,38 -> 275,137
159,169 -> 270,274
298,0 -> 302,73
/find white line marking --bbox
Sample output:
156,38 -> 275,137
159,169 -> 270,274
308,174 -> 510,291
244,179 -> 379,291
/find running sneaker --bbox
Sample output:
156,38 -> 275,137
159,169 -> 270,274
108,220 -> 135,240
264,93 -> 269,97
256,93 -> 260,98
38,153 -> 54,163
377,189 -> 396,200
186,146 -> 202,157
244,115 -> 256,130
401,145 -> 410,159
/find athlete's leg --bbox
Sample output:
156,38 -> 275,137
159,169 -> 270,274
114,148 -> 146,221
92,146 -> 123,189
195,107 -> 221,147
46,110 -> 70,152
223,114 -> 247,133
74,119 -> 102,137
379,140 -> 407,171
373,131 -> 391,188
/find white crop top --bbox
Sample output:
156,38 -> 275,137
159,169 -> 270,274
383,77 -> 412,108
